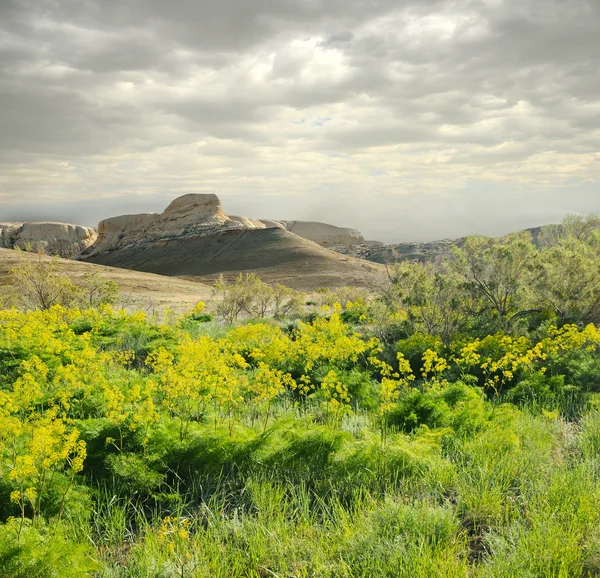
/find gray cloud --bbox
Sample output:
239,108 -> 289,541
0,0 -> 598,242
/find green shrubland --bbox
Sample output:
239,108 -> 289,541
0,214 -> 599,576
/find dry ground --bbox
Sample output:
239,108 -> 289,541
0,248 -> 212,313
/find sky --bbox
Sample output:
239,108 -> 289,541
0,0 -> 599,243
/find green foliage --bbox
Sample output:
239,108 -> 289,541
0,519 -> 97,577
505,371 -> 586,416
388,383 -> 487,435
2,270 -> 600,576
343,501 -> 469,577
385,261 -> 466,342
377,214 -> 600,338
7,255 -> 119,311
397,332 -> 443,374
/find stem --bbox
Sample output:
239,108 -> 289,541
263,401 -> 271,432
57,471 -> 75,522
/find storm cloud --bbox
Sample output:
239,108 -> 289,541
0,0 -> 598,241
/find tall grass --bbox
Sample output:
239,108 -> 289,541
80,406 -> 600,577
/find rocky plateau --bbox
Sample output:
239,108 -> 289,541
0,221 -> 97,258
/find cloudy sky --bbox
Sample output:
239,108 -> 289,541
0,0 -> 598,242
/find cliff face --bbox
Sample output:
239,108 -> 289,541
0,221 -> 97,258
85,194 -> 254,256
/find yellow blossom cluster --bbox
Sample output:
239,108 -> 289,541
2,303 -> 599,525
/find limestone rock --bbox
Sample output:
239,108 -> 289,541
0,221 -> 97,258
259,219 -> 286,230
83,193 -> 367,258
156,194 -> 227,228
85,194 -> 253,257
93,213 -> 159,254
229,216 -> 266,229
278,221 -> 364,246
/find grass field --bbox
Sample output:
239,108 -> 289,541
1,302 -> 599,577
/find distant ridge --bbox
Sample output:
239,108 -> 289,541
332,225 -> 560,264
3,192 -> 572,286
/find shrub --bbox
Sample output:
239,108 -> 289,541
0,519 -> 97,577
8,255 -> 118,311
397,333 -> 444,375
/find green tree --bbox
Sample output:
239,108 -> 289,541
9,255 -> 80,311
538,213 -> 600,248
534,218 -> 600,325
385,261 -> 466,344
77,271 -> 119,308
451,233 -> 538,331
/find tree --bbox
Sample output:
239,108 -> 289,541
384,261 -> 466,344
212,274 -> 258,324
272,284 -> 304,318
538,213 -> 600,248
450,233 -> 538,331
78,271 -> 119,308
8,255 -> 80,311
212,274 -> 304,323
534,217 -> 600,325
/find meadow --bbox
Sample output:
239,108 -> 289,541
1,216 -> 599,577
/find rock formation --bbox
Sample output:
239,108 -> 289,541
332,239 -> 464,264
83,194 -> 366,257
0,221 -> 97,258
78,193 -> 381,290
83,226 -> 383,291
229,215 -> 268,229
85,194 -> 259,257
332,226 -> 553,265
257,219 -> 286,230
259,220 -> 364,247
1,193 -> 367,264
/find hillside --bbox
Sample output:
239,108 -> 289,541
0,248 -> 211,311
82,227 -> 384,291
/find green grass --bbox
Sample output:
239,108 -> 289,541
2,391 -> 599,576
2,308 -> 600,577
75,407 -> 599,577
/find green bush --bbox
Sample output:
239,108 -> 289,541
505,371 -> 586,417
397,333 -> 444,375
387,383 -> 487,435
0,520 -> 97,577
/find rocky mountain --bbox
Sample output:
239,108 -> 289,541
1,194 -> 365,263
270,221 -> 364,247
331,226 -> 557,265
83,194 -> 365,257
83,227 -> 381,291
1,193 -> 557,286
332,238 -> 465,264
78,194 -> 382,291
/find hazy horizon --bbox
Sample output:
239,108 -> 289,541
1,188 -> 598,244
1,0 -> 599,243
